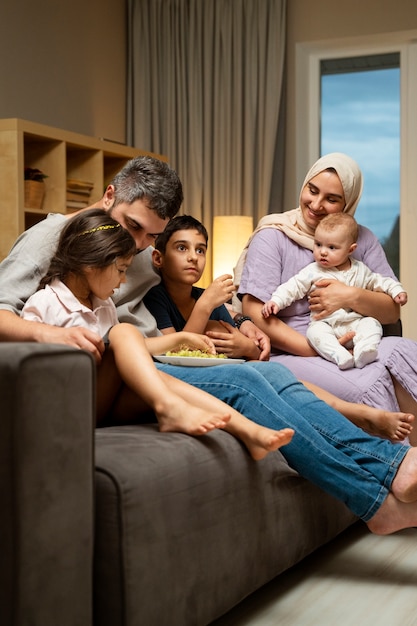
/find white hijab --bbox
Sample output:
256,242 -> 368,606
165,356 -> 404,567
233,153 -> 363,294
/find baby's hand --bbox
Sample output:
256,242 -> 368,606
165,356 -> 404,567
262,300 -> 279,318
394,291 -> 408,306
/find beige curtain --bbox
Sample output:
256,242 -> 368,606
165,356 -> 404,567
127,0 -> 286,283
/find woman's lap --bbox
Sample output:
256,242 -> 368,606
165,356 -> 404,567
272,336 -> 417,411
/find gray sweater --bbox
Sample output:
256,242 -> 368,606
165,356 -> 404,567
0,213 -> 161,337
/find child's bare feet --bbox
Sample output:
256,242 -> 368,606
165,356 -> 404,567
360,410 -> 414,443
391,447 -> 417,503
156,395 -> 231,435
239,425 -> 295,461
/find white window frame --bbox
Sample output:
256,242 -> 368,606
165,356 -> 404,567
296,32 -> 417,339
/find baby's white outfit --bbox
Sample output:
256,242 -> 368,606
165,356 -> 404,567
269,258 -> 405,369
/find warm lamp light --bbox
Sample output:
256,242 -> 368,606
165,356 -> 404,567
212,215 -> 253,279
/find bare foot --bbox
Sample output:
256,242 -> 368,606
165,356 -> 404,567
239,425 -> 295,461
391,447 -> 417,503
300,380 -> 414,443
156,396 -> 231,435
367,493 -> 417,535
360,410 -> 414,443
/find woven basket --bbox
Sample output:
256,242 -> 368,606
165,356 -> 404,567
24,180 -> 45,210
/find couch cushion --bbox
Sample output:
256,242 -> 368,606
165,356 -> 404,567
94,425 -> 356,626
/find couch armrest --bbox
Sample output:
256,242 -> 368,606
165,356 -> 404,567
0,343 -> 95,626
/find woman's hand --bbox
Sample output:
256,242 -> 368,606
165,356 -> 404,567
309,278 -> 400,324
308,279 -> 352,320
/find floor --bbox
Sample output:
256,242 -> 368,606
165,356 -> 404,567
212,523 -> 417,626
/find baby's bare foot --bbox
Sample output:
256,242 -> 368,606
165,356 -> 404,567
242,426 -> 294,461
391,447 -> 417,503
362,411 -> 414,443
157,397 -> 231,435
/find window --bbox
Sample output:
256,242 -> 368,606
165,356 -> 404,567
320,53 -> 400,276
296,36 -> 417,339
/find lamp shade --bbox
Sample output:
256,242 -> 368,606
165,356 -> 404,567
212,215 -> 253,279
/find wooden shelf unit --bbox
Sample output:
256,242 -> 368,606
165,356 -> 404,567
0,118 -> 165,260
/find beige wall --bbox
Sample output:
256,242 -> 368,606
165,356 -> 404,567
3,1 -> 416,166
284,0 -> 417,208
1,2 -> 416,331
0,0 -> 127,143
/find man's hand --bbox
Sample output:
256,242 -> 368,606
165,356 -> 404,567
39,325 -> 105,363
238,319 -> 271,360
205,321 -> 263,359
226,318 -> 271,360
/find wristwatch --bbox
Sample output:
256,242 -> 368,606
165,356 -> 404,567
234,314 -> 252,329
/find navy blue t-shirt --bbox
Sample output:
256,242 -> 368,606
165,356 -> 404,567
144,283 -> 234,331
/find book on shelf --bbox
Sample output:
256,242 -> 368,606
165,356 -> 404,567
66,178 -> 95,192
66,190 -> 92,201
66,199 -> 90,210
66,178 -> 93,211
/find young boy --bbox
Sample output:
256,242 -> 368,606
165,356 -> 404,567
262,213 -> 407,369
144,215 -> 263,360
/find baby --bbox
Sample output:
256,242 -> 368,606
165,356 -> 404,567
262,213 -> 407,369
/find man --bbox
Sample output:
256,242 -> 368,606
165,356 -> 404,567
0,156 -> 268,362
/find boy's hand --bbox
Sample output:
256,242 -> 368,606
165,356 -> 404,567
176,331 -> 217,355
201,274 -> 235,310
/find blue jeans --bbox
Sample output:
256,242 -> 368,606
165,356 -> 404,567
156,360 -> 408,521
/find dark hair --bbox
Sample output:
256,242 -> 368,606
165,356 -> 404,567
154,215 -> 208,253
39,208 -> 136,288
110,156 -> 183,220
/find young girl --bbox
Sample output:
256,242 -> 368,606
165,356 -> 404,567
22,208 -> 294,458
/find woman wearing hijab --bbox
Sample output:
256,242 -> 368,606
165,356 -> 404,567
237,153 -> 417,444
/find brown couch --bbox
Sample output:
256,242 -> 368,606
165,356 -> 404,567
1,343 -> 356,626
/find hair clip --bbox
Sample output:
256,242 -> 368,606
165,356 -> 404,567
80,223 -> 121,236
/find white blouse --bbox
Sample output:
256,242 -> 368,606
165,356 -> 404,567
21,279 -> 118,338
